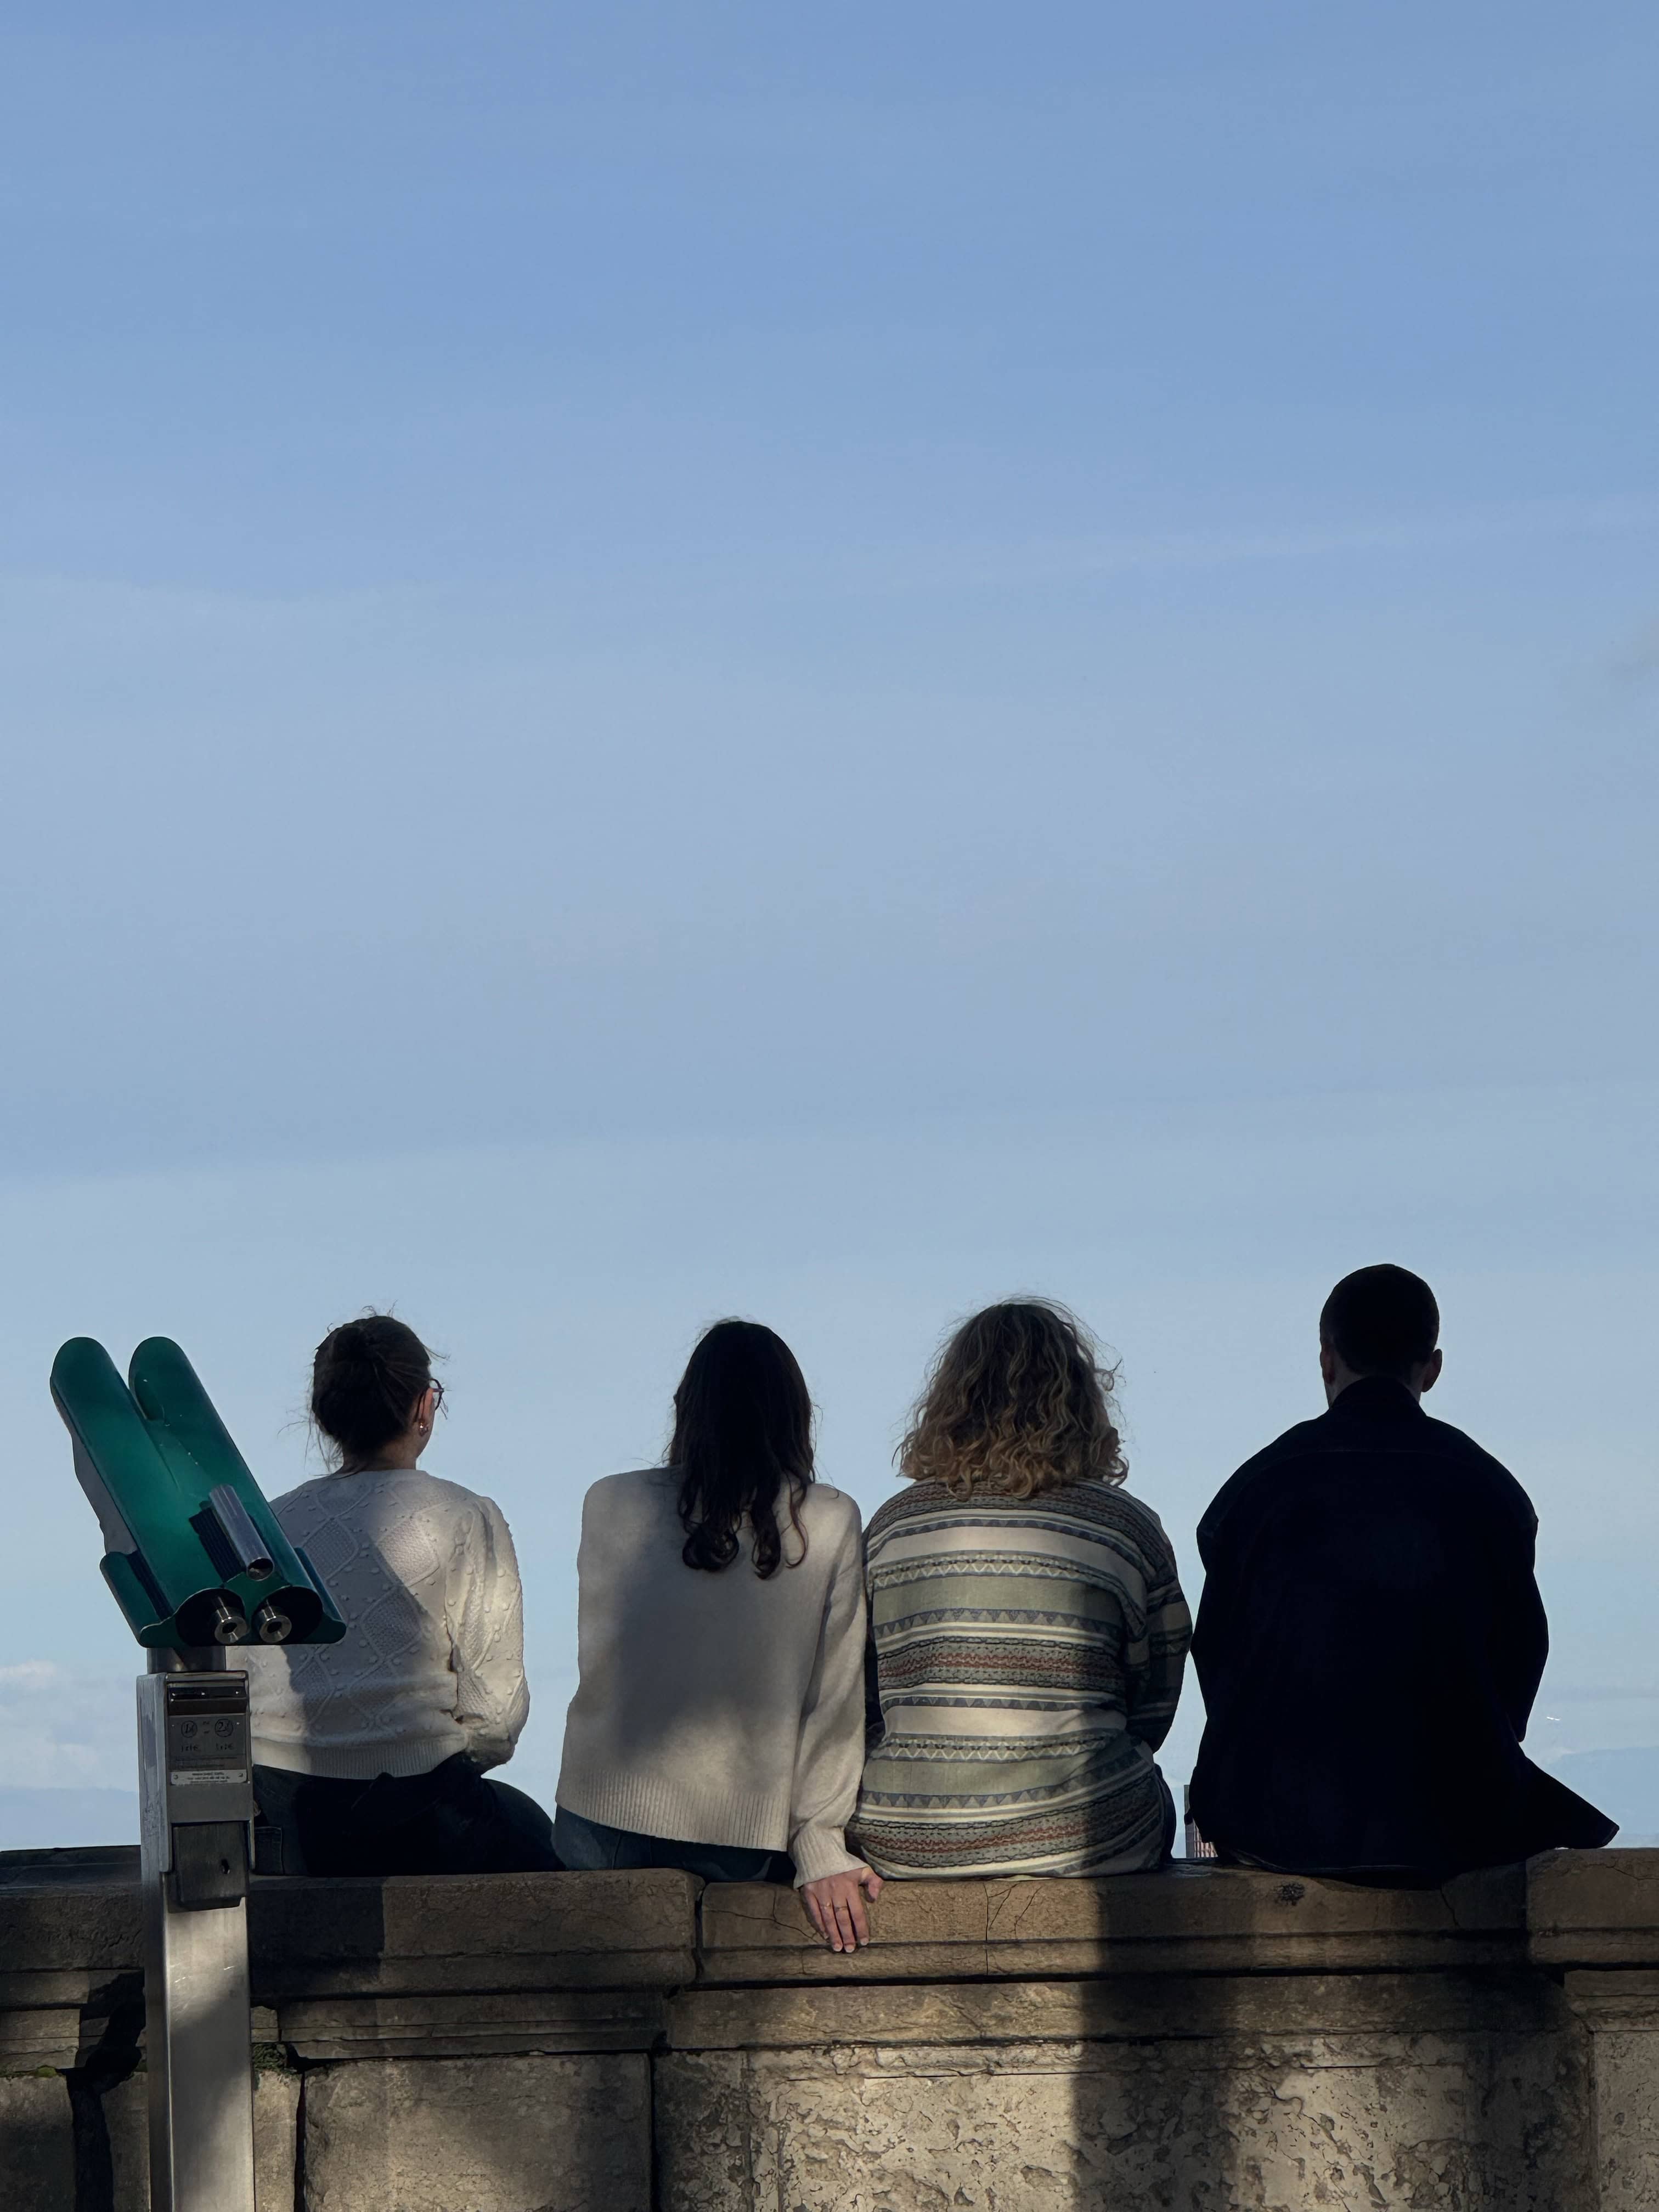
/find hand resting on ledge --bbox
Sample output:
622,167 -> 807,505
802,1866 -> 884,1950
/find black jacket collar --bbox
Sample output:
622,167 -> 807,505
1329,1374 -> 1426,1422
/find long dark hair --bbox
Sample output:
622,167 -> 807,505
670,1320 -> 815,1578
312,1314 -> 435,1472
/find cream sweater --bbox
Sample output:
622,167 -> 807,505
555,1469 -> 868,1884
246,1467 -> 531,1781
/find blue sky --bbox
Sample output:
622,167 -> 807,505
1,4 -> 1656,1841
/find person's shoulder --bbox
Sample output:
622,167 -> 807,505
1414,1411 -> 1537,1520
386,1468 -> 511,1527
581,1466 -> 672,1515
1200,1399 -> 1537,1545
1244,1409 -> 1335,1469
1195,1414 -> 1334,1550
863,1480 -> 947,1544
1029,1478 -> 1179,1568
800,1481 -> 861,1530
579,1460 -> 668,1495
265,1473 -> 336,1525
1067,1477 -> 1175,1545
1208,1413 -> 1327,1494
586,1465 -> 669,1494
795,1482 -> 864,1561
1415,1406 -> 1504,1463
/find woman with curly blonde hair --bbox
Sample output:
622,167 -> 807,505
851,1300 -> 1190,1878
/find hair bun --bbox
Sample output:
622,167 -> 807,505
324,1318 -> 386,1367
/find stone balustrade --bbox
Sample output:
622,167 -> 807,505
2,1844 -> 1657,2209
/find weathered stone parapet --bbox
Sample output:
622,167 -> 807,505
697,1858 -> 1529,1982
250,1864 -> 697,2065
1524,1854 -> 1659,2212
2,1844 -> 1657,2209
300,2055 -> 651,2212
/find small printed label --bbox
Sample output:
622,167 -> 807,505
168,1770 -> 250,1787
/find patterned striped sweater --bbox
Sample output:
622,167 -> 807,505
851,1478 -> 1191,1877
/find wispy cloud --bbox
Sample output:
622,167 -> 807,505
4,490 -> 1657,624
0,1661 -> 133,1789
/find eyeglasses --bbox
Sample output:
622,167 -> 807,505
427,1379 -> 446,1414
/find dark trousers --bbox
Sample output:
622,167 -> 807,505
254,1754 -> 559,1877
552,1805 -> 793,1884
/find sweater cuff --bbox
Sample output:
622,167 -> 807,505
790,1824 -> 867,1886
462,1728 -> 511,1774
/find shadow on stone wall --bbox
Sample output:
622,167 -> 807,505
64,1980 -> 144,2212
656,1864 -> 1605,2211
1107,1871 -> 1598,2212
0,2075 -> 75,2212
11,1851 -> 1650,2210
295,2049 -> 651,2212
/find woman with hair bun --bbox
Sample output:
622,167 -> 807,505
247,1313 -> 557,1876
852,1300 -> 1191,1879
554,1319 -> 882,1951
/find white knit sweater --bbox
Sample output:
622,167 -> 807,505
555,1469 -> 868,1884
245,1466 -> 531,1781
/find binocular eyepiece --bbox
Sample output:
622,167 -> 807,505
53,1336 -> 344,1656
200,1595 -> 295,1646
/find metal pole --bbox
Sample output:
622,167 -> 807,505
137,1647 -> 258,2212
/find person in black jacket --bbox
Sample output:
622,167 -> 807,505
1188,1263 -> 1615,1881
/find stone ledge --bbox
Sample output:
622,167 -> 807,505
669,1966 -> 1575,2052
0,1849 -> 1652,2023
248,1868 -> 699,1997
4,1849 -> 1656,2212
0,1879 -> 141,1978
279,1989 -> 670,2060
1530,1849 -> 1659,1968
696,1861 -> 1529,1983
1563,1970 -> 1659,2028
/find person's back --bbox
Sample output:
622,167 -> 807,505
1189,1265 -> 1615,1878
258,1460 -> 527,1780
854,1300 -> 1190,1878
554,1318 -> 882,1952
558,1466 -> 862,1857
246,1313 -> 555,1876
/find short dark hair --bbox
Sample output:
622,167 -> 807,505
1319,1265 -> 1439,1381
312,1313 -> 435,1470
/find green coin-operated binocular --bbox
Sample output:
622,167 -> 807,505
53,1336 -> 345,2212
51,1335 -> 345,1654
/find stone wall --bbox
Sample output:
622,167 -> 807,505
2,1844 -> 1656,2209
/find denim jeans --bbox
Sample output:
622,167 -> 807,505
552,1805 -> 793,1884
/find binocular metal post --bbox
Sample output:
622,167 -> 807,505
137,1646 -> 258,2212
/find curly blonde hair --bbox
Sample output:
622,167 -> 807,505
899,1300 -> 1127,1499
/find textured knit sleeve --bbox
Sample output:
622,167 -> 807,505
1123,1517 -> 1192,1753
787,1508 -> 871,1885
447,1494 -> 532,1773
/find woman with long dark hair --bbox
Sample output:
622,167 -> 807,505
555,1319 -> 881,1950
853,1300 -> 1190,1878
247,1313 -> 557,1876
